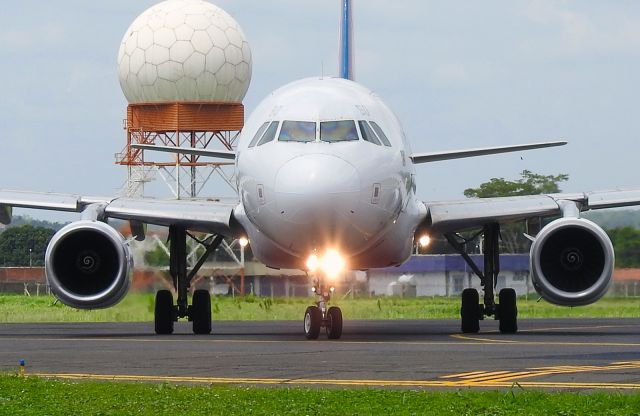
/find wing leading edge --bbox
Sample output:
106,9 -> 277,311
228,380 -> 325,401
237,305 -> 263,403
0,190 -> 239,236
131,144 -> 236,160
423,188 -> 640,233
411,141 -> 567,164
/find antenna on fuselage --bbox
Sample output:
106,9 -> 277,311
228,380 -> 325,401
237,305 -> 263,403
339,0 -> 354,80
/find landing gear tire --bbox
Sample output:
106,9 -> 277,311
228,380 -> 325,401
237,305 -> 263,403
326,306 -> 343,339
498,288 -> 518,334
154,290 -> 174,335
304,306 -> 322,339
191,289 -> 212,335
460,288 -> 480,334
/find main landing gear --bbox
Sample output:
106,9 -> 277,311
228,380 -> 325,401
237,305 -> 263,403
154,226 -> 224,335
446,223 -> 518,334
304,276 -> 343,340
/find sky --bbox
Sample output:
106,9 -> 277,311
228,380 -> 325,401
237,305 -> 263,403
1,0 -> 639,221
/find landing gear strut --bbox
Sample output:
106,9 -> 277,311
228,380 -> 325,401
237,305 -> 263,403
446,223 -> 518,334
304,275 -> 343,340
154,226 -> 223,335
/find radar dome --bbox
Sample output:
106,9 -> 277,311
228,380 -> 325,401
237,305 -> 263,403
117,0 -> 252,104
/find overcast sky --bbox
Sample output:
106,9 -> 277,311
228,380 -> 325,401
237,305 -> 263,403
1,1 -> 639,221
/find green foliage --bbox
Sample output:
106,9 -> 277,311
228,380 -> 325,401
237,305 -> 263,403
1,375 -> 640,415
463,170 -> 569,198
0,225 -> 54,267
4,215 -> 67,231
144,244 -> 169,267
584,209 -> 640,229
462,171 -> 569,253
607,227 -> 640,267
2,294 -> 640,323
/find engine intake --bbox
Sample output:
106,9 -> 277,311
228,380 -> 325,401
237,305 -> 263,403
45,221 -> 132,309
530,217 -> 614,306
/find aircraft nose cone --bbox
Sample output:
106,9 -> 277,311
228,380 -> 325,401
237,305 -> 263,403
273,154 -> 361,236
275,154 -> 360,196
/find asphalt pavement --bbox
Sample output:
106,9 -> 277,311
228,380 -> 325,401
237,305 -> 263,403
2,318 -> 640,390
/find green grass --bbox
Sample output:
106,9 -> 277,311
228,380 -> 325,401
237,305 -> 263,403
1,293 -> 640,323
1,375 -> 639,415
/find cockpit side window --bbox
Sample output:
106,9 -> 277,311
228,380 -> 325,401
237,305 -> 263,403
248,122 -> 270,148
358,121 -> 382,146
320,120 -> 359,142
278,121 -> 317,143
370,121 -> 392,147
256,121 -> 279,146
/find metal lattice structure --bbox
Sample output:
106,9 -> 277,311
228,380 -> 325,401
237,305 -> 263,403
115,102 -> 243,198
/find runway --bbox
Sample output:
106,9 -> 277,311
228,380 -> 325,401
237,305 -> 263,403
2,318 -> 640,390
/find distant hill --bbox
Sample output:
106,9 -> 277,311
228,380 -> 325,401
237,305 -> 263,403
583,208 -> 640,230
1,216 -> 68,232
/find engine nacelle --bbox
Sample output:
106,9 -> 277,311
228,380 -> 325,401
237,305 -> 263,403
530,217 -> 614,306
45,221 -> 132,309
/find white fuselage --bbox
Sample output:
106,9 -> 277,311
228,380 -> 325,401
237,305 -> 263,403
233,77 -> 425,270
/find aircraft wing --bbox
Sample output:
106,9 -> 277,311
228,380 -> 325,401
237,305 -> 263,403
411,141 -> 566,164
423,188 -> 640,233
132,144 -> 236,160
0,190 -> 238,235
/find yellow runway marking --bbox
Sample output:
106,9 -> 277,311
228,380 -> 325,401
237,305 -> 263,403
2,322 -> 639,347
0,336 -> 477,346
29,372 -> 640,390
451,333 -> 640,347
439,361 -> 640,384
440,371 -> 487,379
450,334 -> 518,343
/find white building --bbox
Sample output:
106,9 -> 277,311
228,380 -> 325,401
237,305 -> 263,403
368,254 -> 531,297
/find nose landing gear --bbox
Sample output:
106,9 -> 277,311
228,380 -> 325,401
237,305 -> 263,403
303,278 -> 343,340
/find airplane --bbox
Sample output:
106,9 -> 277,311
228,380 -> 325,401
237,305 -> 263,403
1,0 -> 639,339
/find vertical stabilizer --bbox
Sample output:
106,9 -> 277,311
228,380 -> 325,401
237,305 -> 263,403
339,0 -> 354,80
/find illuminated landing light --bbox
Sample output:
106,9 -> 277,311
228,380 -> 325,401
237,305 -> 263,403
306,250 -> 346,277
306,254 -> 320,272
418,235 -> 431,247
321,250 -> 345,278
239,237 -> 249,248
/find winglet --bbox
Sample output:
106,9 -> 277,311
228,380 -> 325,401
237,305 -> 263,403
410,141 -> 567,164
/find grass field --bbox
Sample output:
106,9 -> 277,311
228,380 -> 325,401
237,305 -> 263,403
1,375 -> 640,415
1,293 -> 640,323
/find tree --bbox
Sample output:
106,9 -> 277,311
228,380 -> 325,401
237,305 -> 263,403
463,170 -> 569,253
464,170 -> 569,198
144,244 -> 170,267
0,225 -> 55,267
607,227 -> 640,268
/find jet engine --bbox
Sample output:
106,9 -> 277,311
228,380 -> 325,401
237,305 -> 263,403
530,217 -> 614,306
45,220 -> 132,309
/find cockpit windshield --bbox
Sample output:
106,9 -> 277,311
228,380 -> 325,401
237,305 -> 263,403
320,120 -> 359,142
278,121 -> 316,142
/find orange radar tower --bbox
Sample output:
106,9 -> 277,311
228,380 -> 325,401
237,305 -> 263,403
115,0 -> 252,198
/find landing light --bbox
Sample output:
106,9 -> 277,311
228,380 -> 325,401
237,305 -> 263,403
239,237 -> 249,248
418,235 -> 431,247
321,250 -> 345,278
306,254 -> 319,272
305,250 -> 346,277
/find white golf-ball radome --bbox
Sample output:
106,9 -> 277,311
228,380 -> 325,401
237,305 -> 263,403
117,0 -> 252,104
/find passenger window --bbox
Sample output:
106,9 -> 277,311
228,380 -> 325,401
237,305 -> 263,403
257,121 -> 279,146
320,120 -> 359,142
370,122 -> 392,147
358,121 -> 382,146
278,121 -> 317,143
248,122 -> 270,148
